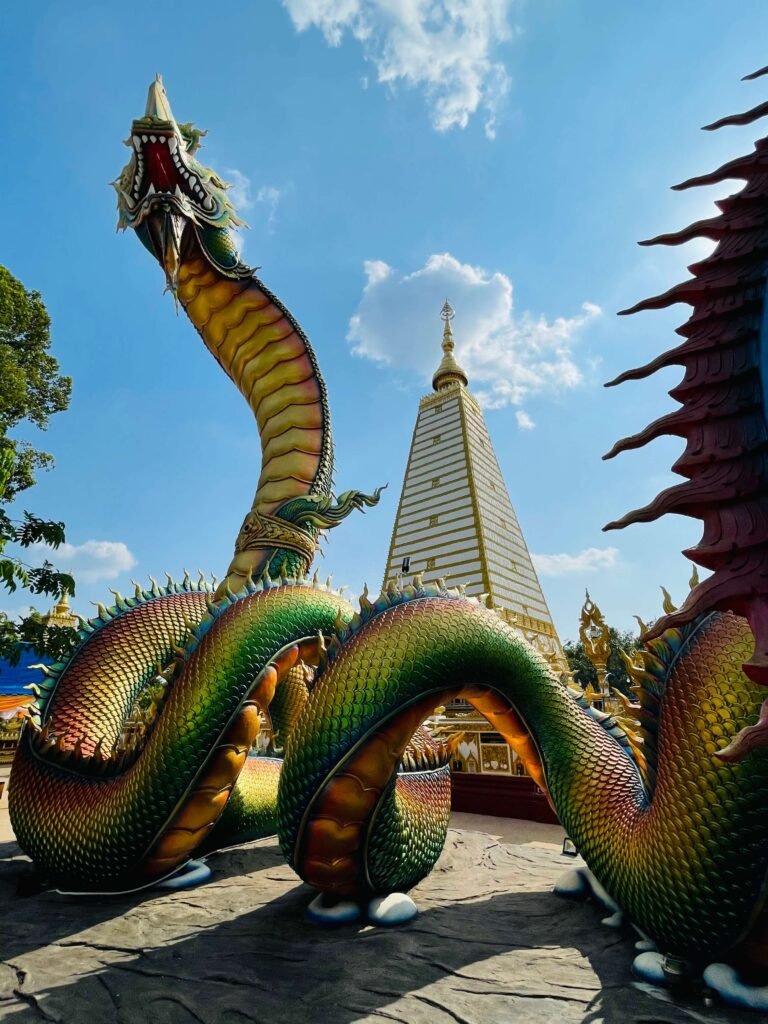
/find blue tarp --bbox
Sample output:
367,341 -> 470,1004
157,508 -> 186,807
0,644 -> 53,696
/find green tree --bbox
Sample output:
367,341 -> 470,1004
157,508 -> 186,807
563,627 -> 644,697
0,266 -> 71,497
0,266 -> 77,665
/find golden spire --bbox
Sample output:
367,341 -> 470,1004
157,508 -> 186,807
432,300 -> 469,392
43,592 -> 78,630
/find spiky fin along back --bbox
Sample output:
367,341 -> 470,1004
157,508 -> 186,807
23,570 -> 216,727
604,67 -> 768,684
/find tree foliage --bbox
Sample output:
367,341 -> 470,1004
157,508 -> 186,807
0,267 -> 77,666
563,627 -> 644,697
0,266 -> 72,497
0,610 -> 80,667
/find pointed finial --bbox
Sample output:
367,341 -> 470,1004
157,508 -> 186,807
432,299 -> 468,392
440,299 -> 455,350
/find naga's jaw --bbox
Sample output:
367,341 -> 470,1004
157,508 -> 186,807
113,75 -> 245,247
141,204 -> 188,296
127,128 -> 216,218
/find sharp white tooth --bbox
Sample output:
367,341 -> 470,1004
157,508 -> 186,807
175,185 -> 183,198
147,182 -> 156,195
204,195 -> 214,210
141,135 -> 148,143
168,137 -> 177,154
132,135 -> 142,149
189,176 -> 197,187
182,170 -> 189,178
150,135 -> 157,143
158,136 -> 166,144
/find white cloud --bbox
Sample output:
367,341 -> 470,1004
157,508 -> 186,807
347,252 -> 601,410
0,602 -> 36,623
31,540 -> 137,583
282,0 -> 516,138
531,547 -> 619,578
224,172 -> 284,253
225,168 -> 254,212
255,185 -> 283,228
515,410 -> 535,430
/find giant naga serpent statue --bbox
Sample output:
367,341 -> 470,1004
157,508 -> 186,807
8,74 -> 768,1010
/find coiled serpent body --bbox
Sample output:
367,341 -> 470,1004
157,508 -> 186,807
9,75 -> 768,1000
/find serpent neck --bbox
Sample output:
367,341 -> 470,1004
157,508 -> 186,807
176,252 -> 333,590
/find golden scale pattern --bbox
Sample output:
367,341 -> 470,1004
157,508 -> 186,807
176,260 -> 326,512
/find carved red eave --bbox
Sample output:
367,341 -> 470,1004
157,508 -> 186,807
607,74 -> 768,684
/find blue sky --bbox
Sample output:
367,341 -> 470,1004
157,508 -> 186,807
3,0 -> 768,643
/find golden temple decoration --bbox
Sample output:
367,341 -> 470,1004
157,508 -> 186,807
0,715 -> 23,764
578,590 -> 614,710
432,300 -> 469,392
579,591 -> 611,668
42,592 -> 79,630
582,682 -> 600,705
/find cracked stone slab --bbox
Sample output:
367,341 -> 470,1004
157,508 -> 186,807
0,831 -> 757,1024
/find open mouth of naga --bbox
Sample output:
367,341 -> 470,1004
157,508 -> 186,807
126,129 -> 216,216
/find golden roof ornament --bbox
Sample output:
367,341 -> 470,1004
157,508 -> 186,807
42,592 -> 79,630
579,590 -> 611,669
432,300 -> 469,392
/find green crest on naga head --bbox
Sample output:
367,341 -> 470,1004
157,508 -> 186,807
113,75 -> 250,292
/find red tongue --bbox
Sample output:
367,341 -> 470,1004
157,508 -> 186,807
146,143 -> 178,192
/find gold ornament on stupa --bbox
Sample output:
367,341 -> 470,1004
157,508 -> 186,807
42,592 -> 79,630
432,300 -> 469,391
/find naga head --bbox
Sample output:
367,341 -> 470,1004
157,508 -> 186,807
113,75 -> 249,295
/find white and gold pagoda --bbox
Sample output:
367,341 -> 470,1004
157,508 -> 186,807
382,303 -> 566,821
383,301 -> 564,655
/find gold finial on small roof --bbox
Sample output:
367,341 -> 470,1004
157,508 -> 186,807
433,299 -> 468,392
43,591 -> 78,630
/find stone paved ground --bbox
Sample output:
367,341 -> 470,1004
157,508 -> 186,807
0,829 -> 756,1024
